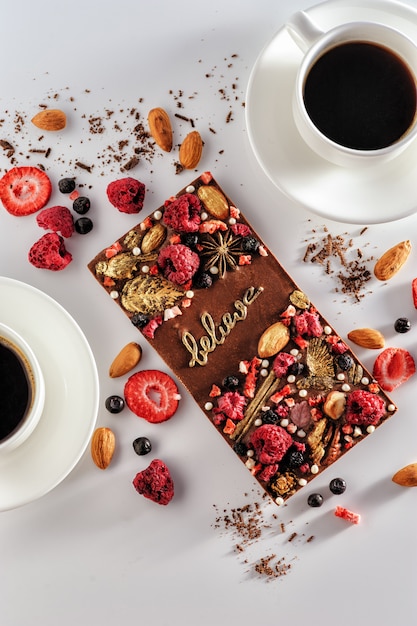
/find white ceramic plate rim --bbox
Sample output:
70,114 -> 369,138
245,0 -> 417,224
0,277 -> 99,511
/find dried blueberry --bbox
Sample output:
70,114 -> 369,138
287,450 -> 304,468
394,317 -> 411,333
133,436 -> 152,456
181,232 -> 199,249
131,312 -> 149,329
75,217 -> 93,234
58,177 -> 76,194
233,442 -> 248,456
307,493 -> 323,507
241,235 -> 260,253
261,408 -> 280,424
329,477 -> 346,495
288,362 -> 305,376
73,196 -> 91,215
336,353 -> 353,371
105,395 -> 125,414
223,375 -> 240,390
193,272 -> 213,289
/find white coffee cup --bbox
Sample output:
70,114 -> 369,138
0,322 -> 45,452
286,11 -> 417,167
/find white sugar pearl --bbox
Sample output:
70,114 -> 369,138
299,389 -> 307,398
290,349 -> 299,357
387,404 -> 396,413
247,449 -> 254,458
245,458 -> 256,470
361,377 -> 370,385
210,267 -> 219,275
261,360 -> 269,368
280,418 -> 289,428
287,375 -> 296,383
186,290 -> 194,299
254,418 -> 262,427
185,185 -> 195,193
298,478 -> 307,487
311,464 -> 319,475
204,402 -> 213,411
366,425 -> 376,434
297,429 -> 306,438
201,212 -> 208,221
323,326 -> 332,335
275,497 -> 284,506
153,210 -> 163,220
142,265 -> 150,274
110,290 -> 119,299
337,373 -> 345,381
132,246 -> 141,256
341,383 -> 351,392
260,369 -> 269,377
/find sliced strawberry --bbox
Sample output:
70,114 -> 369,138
412,277 -> 417,309
373,347 -> 416,392
124,370 -> 180,423
0,166 -> 52,216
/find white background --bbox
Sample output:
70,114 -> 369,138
0,1 -> 416,624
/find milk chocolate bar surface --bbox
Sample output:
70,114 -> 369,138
88,173 -> 397,504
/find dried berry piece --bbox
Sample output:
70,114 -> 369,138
132,436 -> 152,456
334,506 -> 360,524
0,166 -> 52,216
28,232 -> 72,271
36,205 -> 74,238
58,177 -> 76,194
373,347 -> 416,392
124,370 -> 180,423
329,477 -> 346,494
132,459 -> 174,505
73,196 -> 90,214
105,395 -> 125,414
307,493 -> 323,507
394,317 -> 411,333
106,177 -> 146,214
75,217 -> 93,234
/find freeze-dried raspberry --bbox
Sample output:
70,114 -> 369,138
132,459 -> 174,505
294,310 -> 323,337
215,391 -> 246,421
344,390 -> 385,426
36,205 -> 74,238
158,243 -> 199,286
28,232 -> 72,271
250,424 -> 293,465
273,352 -> 297,378
163,193 -> 201,232
106,177 -> 145,214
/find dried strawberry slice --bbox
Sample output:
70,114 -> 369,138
412,277 -> 417,309
373,347 -> 416,392
124,370 -> 180,423
0,166 -> 52,216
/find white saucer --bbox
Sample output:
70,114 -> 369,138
0,277 -> 99,511
245,0 -> 417,224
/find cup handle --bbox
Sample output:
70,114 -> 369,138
286,11 -> 324,53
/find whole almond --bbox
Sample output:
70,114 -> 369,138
392,463 -> 417,487
31,109 -> 66,131
91,427 -> 116,470
197,185 -> 229,220
148,107 -> 173,152
347,328 -> 385,349
374,240 -> 411,281
179,131 -> 203,169
141,223 -> 167,254
258,321 -> 290,358
109,342 -> 142,378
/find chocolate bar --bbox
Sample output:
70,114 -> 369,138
88,173 -> 397,504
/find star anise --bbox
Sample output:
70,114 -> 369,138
200,230 -> 242,278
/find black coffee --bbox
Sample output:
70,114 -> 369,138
303,42 -> 417,150
0,341 -> 31,441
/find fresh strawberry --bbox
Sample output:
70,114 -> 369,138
124,370 -> 180,423
0,166 -> 52,216
373,347 -> 416,392
36,205 -> 74,238
412,277 -> 417,309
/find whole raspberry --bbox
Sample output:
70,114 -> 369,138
132,459 -> 174,505
28,232 -> 72,271
294,310 -> 323,337
106,177 -> 146,214
250,424 -> 293,465
163,193 -> 201,232
158,244 -> 200,286
36,205 -> 74,238
344,390 -> 386,426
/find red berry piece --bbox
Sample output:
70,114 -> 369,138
163,193 -> 201,232
124,369 -> 180,423
157,243 -> 200,286
36,205 -> 74,238
373,347 -> 416,392
412,277 -> 417,309
0,166 -> 52,216
28,232 -> 72,271
334,506 -> 361,524
106,177 -> 145,214
132,459 -> 174,505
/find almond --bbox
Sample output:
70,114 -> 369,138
147,107 -> 173,152
109,342 -> 142,378
374,240 -> 411,281
31,109 -> 66,131
91,427 -> 116,470
197,185 -> 229,220
392,463 -> 417,487
141,223 -> 167,254
258,321 -> 290,358
347,328 -> 385,349
179,130 -> 203,169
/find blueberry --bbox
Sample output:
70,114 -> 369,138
336,353 -> 353,371
329,477 -> 346,495
223,375 -> 240,390
73,196 -> 91,215
288,362 -> 305,376
261,408 -> 280,424
105,395 -> 125,414
181,232 -> 199,249
193,272 -> 213,289
75,217 -> 93,234
58,177 -> 76,194
394,317 -> 411,333
233,442 -> 248,456
133,436 -> 152,456
241,236 -> 260,253
287,450 -> 304,468
307,493 -> 323,508
131,312 -> 149,329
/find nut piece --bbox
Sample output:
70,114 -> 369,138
347,328 -> 385,349
179,131 -> 203,169
374,240 -> 411,281
91,427 -> 116,469
197,185 -> 229,220
323,390 -> 346,420
31,109 -> 67,131
109,342 -> 142,378
392,463 -> 417,487
258,321 -> 290,358
141,223 -> 167,254
147,107 -> 173,152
